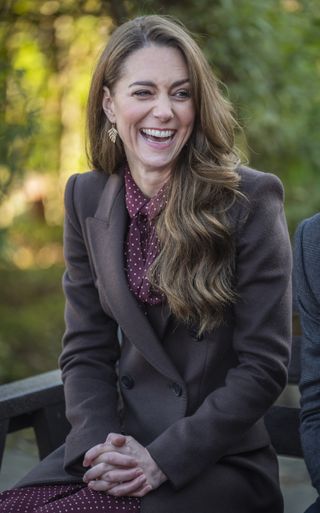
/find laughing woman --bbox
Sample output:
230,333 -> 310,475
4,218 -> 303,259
0,15 -> 292,513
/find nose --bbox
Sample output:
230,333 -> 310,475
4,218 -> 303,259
153,94 -> 174,121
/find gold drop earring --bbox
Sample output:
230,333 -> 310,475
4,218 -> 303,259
108,123 -> 118,144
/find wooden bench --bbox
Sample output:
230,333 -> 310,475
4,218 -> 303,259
0,311 -> 302,472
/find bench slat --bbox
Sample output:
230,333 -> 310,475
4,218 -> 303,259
0,370 -> 63,420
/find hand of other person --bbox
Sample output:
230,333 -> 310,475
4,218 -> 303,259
83,433 -> 167,497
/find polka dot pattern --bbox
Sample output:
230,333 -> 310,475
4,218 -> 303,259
0,484 -> 141,512
124,167 -> 168,305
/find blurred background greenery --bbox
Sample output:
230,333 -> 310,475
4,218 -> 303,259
0,0 -> 319,384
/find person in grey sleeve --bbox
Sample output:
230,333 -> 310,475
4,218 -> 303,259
294,213 -> 320,513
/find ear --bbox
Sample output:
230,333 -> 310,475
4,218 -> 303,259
102,86 -> 116,123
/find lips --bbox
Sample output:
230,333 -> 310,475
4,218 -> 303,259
140,128 -> 176,143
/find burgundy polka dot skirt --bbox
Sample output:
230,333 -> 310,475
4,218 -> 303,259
0,484 -> 141,512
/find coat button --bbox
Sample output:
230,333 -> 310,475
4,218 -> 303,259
121,375 -> 135,389
170,382 -> 183,397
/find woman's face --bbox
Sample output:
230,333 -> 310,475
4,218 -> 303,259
103,45 -> 195,177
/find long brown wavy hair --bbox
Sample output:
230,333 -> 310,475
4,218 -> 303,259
87,15 -> 242,334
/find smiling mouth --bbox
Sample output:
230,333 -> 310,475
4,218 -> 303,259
140,128 -> 176,143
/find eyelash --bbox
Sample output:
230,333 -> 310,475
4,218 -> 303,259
133,89 -> 191,99
175,90 -> 191,98
133,90 -> 151,97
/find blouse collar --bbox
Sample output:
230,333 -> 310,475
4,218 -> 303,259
124,166 -> 168,221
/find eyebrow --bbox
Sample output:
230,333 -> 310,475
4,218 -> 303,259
128,79 -> 190,88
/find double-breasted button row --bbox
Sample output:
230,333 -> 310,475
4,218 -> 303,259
121,375 -> 183,397
121,375 -> 135,389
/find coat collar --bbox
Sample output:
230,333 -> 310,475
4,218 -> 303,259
85,172 -> 181,383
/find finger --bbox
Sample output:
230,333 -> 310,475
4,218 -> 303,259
84,465 -> 143,485
102,467 -> 144,484
91,452 -> 137,468
130,484 -> 153,497
86,479 -> 112,492
83,463 -> 111,483
84,460 -> 133,483
83,453 -> 138,483
83,443 -> 106,467
86,474 -> 146,494
106,433 -> 127,447
105,475 -> 148,496
84,437 -> 121,464
84,437 -> 132,467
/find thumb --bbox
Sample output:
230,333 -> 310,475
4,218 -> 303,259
105,432 -> 126,447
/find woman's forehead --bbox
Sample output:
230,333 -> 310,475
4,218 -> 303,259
118,45 -> 189,83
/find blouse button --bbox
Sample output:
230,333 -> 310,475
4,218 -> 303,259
188,326 -> 204,341
121,375 -> 135,389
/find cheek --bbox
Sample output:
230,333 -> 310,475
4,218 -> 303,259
181,106 -> 196,131
183,117 -> 195,139
115,101 -> 147,127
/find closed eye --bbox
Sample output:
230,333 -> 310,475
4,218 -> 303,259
133,90 -> 153,97
174,89 -> 192,99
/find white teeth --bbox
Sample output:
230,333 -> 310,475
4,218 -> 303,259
141,128 -> 175,138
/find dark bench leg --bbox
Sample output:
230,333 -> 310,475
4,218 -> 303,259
0,419 -> 9,468
34,404 -> 70,460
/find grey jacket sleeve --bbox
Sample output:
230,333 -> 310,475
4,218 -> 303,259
294,213 -> 320,494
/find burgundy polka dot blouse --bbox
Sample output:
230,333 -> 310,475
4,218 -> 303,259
124,167 -> 168,305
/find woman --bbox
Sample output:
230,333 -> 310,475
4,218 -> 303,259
294,213 -> 320,513
0,14 -> 292,513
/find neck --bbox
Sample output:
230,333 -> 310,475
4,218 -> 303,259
129,167 -> 171,198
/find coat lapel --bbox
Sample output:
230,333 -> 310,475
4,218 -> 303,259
86,173 -> 181,383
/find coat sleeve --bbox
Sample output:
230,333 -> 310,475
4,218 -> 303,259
294,214 -> 320,494
147,171 -> 292,489
60,173 -> 121,477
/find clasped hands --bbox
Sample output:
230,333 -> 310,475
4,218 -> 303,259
83,433 -> 167,497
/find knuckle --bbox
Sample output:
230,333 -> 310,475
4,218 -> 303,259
104,453 -> 113,463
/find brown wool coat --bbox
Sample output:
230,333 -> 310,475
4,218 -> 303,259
17,165 -> 292,513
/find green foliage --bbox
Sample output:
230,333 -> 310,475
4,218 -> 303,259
0,28 -> 38,203
0,0 -> 319,382
0,267 -> 64,383
0,0 -> 114,206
